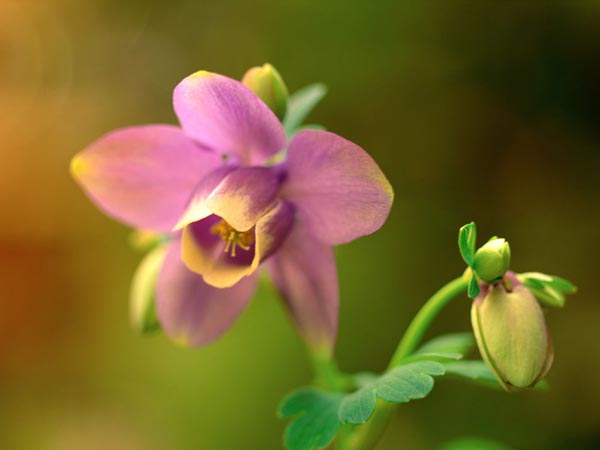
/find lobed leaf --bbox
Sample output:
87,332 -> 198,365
279,388 -> 344,450
283,83 -> 328,136
338,361 -> 445,425
416,333 -> 476,357
444,360 -> 498,385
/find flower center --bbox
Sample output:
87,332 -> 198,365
210,219 -> 255,257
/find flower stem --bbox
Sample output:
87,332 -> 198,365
308,346 -> 352,392
339,276 -> 468,450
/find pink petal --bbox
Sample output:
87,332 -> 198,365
266,221 -> 338,354
71,125 -> 222,232
156,237 -> 258,347
173,165 -> 237,230
173,71 -> 286,165
281,130 -> 394,245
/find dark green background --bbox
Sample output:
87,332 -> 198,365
1,1 -> 598,449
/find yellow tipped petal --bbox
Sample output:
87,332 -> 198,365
70,154 -> 88,179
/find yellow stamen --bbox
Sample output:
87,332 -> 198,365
210,219 -> 255,257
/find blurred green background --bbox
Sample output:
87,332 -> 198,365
1,1 -> 599,449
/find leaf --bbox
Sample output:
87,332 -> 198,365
468,275 -> 480,299
416,333 -> 476,357
279,388 -> 344,450
337,386 -> 376,425
283,83 -> 328,136
458,222 -> 477,266
444,360 -> 499,386
444,361 -> 550,391
404,333 -> 476,363
439,437 -> 515,450
338,361 -> 445,425
518,272 -> 577,308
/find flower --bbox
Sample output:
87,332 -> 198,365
71,69 -> 393,352
471,272 -> 553,390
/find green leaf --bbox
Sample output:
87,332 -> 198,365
458,222 -> 477,266
283,83 -> 328,136
279,388 -> 344,450
468,275 -> 480,299
439,437 -> 515,450
416,333 -> 476,357
444,361 -> 550,391
518,272 -> 577,308
444,360 -> 499,386
338,361 -> 445,425
403,333 -> 476,363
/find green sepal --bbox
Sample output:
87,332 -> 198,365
129,244 -> 167,335
283,83 -> 327,136
468,275 -> 480,299
338,361 -> 445,425
518,272 -> 577,308
458,222 -> 477,266
278,388 -> 344,450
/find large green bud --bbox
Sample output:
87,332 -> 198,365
471,273 -> 553,390
242,63 -> 289,120
472,238 -> 511,283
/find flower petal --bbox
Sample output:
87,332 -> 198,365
266,221 -> 338,354
254,200 -> 295,262
206,167 -> 281,232
173,165 -> 237,230
71,125 -> 221,232
173,71 -> 286,165
281,130 -> 394,245
156,237 -> 258,347
181,215 -> 256,289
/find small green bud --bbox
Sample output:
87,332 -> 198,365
471,274 -> 553,390
130,244 -> 168,334
242,63 -> 289,120
472,238 -> 511,283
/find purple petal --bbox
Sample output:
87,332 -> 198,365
281,130 -> 394,245
266,221 -> 338,354
206,167 -> 281,232
156,237 -> 258,347
173,71 -> 286,165
254,200 -> 295,262
71,125 -> 221,232
173,165 -> 237,230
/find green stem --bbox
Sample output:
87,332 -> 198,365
339,276 -> 468,450
308,346 -> 352,392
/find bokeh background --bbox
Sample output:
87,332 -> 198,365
1,1 -> 599,449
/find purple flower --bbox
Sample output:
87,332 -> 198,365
71,70 -> 393,352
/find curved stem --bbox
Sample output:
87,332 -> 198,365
339,276 -> 468,450
388,276 -> 468,368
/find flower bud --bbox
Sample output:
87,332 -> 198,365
242,63 -> 289,120
471,273 -> 553,390
472,238 -> 511,283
